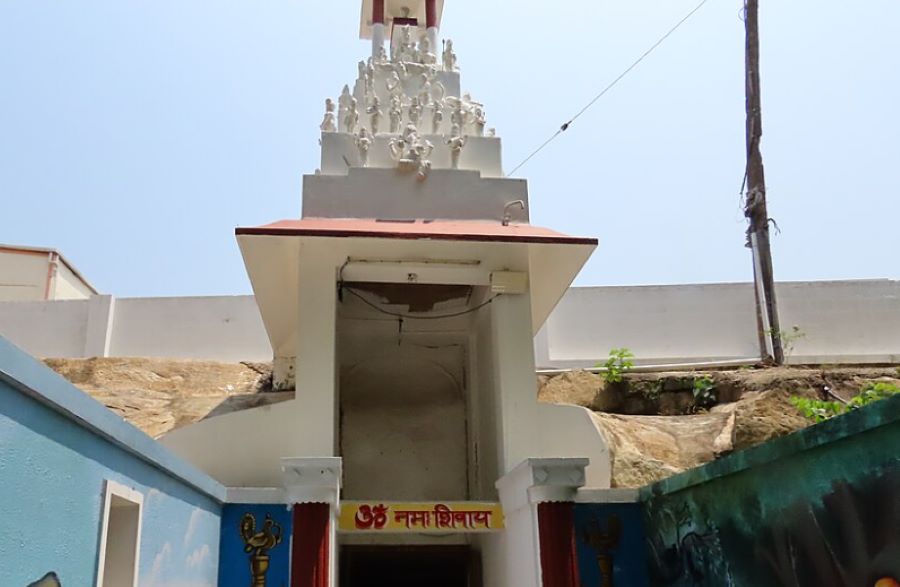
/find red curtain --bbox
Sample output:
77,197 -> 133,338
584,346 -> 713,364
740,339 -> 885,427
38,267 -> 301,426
537,502 -> 580,587
292,503 -> 330,587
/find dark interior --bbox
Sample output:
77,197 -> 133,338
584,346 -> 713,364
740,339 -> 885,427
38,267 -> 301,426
339,546 -> 476,587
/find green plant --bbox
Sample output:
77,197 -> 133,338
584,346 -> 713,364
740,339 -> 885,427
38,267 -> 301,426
602,348 -> 634,384
767,325 -> 806,358
791,381 -> 899,423
692,375 -> 718,409
789,397 -> 846,423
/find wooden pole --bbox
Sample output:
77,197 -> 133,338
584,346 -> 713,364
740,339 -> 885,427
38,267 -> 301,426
744,0 -> 784,364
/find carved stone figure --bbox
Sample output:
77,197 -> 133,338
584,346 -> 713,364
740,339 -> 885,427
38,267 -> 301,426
430,80 -> 446,103
396,26 -> 416,62
365,60 -> 375,95
374,45 -> 389,65
408,96 -> 422,126
450,100 -> 466,132
344,97 -> 359,134
357,60 -> 367,83
418,74 -> 432,109
442,39 -> 458,72
389,94 -> 403,134
472,107 -> 486,137
355,127 -> 373,167
419,36 -> 437,66
386,70 -> 402,95
431,103 -> 444,135
396,61 -> 411,81
446,124 -> 467,169
487,127 -> 497,137
320,98 -> 336,132
367,96 -> 384,135
390,124 -> 433,180
338,85 -> 352,132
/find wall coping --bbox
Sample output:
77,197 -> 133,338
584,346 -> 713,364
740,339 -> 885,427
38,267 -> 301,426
639,393 -> 900,500
0,336 -> 227,502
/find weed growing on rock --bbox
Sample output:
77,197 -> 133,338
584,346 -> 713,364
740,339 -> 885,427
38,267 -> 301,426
791,381 -> 899,423
692,375 -> 718,409
602,348 -> 634,384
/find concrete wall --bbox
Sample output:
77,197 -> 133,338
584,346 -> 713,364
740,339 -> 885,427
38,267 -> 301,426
0,336 -> 225,587
0,248 -> 48,301
53,258 -> 96,300
639,394 -> 900,585
0,280 -> 898,366
536,279 -> 900,368
0,294 -> 272,362
108,295 -> 271,361
340,346 -> 469,501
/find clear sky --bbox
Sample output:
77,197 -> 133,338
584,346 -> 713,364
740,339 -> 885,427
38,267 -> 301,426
1,1 -> 897,297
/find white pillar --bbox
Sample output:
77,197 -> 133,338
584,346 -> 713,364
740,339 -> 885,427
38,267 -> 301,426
490,458 -> 588,587
427,27 -> 438,55
294,254 -> 339,456
490,292 -> 540,473
372,23 -> 386,58
282,457 -> 343,587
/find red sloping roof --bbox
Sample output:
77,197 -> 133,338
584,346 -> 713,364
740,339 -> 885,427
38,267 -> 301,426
235,218 -> 598,246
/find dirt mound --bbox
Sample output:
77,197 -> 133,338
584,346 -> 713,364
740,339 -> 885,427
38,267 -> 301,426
45,357 -> 288,439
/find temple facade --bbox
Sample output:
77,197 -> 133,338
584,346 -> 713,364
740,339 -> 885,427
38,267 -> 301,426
160,1 -> 610,585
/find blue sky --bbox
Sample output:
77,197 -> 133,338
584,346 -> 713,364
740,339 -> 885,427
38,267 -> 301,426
1,1 -> 897,297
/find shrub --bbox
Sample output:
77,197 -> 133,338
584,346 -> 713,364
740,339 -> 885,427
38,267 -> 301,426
791,381 -> 899,423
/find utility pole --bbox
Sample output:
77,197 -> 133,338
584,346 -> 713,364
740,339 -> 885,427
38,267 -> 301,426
743,0 -> 784,364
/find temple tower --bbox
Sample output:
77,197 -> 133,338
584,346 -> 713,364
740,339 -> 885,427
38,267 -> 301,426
162,3 -> 608,585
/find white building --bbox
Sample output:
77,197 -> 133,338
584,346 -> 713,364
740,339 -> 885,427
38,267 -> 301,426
0,244 -> 97,301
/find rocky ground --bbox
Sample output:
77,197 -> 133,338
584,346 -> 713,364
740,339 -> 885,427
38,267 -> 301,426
539,366 -> 900,487
44,358 -> 899,488
45,357 -> 289,439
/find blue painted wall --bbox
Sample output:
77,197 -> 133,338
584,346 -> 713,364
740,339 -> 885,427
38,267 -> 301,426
219,504 -> 292,587
573,502 -> 650,587
0,340 -> 222,587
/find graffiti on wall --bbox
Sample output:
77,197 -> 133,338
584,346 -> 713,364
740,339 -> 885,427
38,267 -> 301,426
220,504 -> 292,587
645,469 -> 900,586
644,501 -> 731,586
755,471 -> 900,587
573,503 -> 649,587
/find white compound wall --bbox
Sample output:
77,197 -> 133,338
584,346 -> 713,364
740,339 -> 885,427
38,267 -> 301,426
0,280 -> 897,366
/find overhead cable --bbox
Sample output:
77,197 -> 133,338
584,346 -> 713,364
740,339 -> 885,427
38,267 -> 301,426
507,0 -> 712,177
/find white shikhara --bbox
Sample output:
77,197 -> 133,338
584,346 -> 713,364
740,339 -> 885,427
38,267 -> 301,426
319,26 -> 493,178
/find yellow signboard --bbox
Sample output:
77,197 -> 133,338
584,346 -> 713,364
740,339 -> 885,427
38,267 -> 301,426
339,501 -> 504,533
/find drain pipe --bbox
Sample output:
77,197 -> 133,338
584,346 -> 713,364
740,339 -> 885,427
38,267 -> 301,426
536,357 -> 760,376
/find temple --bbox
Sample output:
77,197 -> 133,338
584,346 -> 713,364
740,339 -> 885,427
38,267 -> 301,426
158,1 -> 609,585
5,2 -> 899,586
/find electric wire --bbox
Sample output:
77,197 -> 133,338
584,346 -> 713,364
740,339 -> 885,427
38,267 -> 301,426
507,0 -> 712,177
342,286 -> 500,320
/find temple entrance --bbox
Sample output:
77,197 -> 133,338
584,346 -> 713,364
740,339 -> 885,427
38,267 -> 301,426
337,282 -> 472,502
339,546 -> 476,587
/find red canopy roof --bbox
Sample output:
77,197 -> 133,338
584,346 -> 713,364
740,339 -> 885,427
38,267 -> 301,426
236,218 -> 597,246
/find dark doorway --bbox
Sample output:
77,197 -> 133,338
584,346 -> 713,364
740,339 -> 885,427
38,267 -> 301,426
340,546 -> 477,587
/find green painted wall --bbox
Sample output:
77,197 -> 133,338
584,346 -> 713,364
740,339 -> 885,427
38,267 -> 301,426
639,394 -> 900,586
